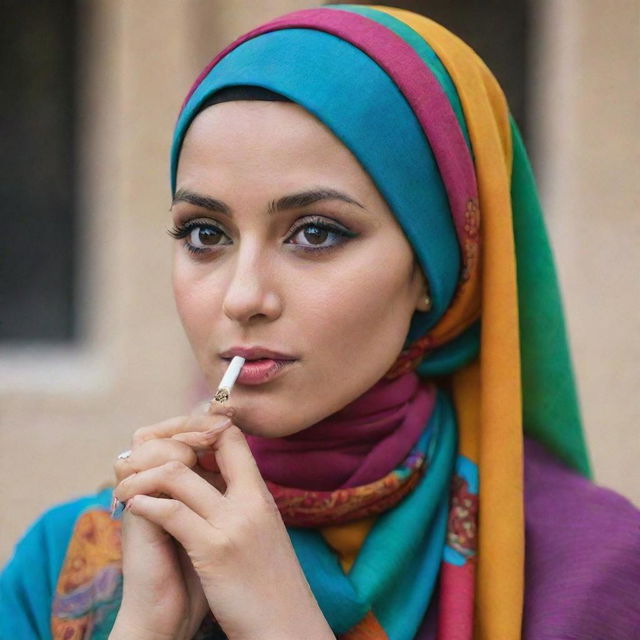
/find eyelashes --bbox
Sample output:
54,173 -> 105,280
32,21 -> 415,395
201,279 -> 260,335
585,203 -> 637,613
168,215 -> 358,256
168,220 -> 230,254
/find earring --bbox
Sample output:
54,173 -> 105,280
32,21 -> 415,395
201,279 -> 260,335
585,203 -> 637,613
423,295 -> 432,311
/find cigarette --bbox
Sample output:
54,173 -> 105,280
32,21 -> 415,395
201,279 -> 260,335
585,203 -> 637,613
211,355 -> 245,405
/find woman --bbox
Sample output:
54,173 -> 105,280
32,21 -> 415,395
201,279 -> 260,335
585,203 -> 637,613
2,5 -> 638,639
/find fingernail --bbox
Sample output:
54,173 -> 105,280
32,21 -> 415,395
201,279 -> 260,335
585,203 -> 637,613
124,498 -> 133,512
202,420 -> 231,440
207,404 -> 236,418
212,418 -> 232,432
110,497 -> 126,520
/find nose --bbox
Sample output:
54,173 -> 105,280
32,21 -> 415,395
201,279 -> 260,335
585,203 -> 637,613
221,243 -> 283,326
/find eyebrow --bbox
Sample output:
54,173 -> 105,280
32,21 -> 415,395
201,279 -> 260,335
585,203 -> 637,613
172,187 -> 366,216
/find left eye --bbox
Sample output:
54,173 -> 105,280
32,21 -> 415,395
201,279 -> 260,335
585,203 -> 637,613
287,221 -> 355,250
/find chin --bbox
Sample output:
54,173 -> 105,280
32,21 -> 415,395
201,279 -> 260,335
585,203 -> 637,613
230,403 -> 304,439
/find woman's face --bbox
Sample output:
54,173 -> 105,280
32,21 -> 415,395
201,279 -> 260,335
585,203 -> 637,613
172,101 -> 427,437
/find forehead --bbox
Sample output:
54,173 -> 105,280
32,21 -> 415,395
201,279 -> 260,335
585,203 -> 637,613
176,101 -> 376,192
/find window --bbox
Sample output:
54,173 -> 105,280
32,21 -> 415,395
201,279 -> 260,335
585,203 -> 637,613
1,1 -> 78,342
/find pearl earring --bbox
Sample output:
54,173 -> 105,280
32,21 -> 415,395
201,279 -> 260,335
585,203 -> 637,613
423,295 -> 432,311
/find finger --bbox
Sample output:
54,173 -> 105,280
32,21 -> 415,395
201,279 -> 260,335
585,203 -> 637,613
196,449 -> 221,473
210,425 -> 264,496
189,400 -> 237,420
171,429 -> 228,449
120,507 -> 171,553
206,402 -> 237,420
132,414 -> 232,448
124,495 -> 214,552
189,393 -> 239,419
117,466 -> 226,508
114,438 -> 198,482
116,460 -> 225,519
195,467 -> 226,493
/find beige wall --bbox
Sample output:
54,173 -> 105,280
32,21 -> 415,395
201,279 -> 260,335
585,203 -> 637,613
1,0 -> 638,564
530,0 -> 640,505
0,0 -> 318,564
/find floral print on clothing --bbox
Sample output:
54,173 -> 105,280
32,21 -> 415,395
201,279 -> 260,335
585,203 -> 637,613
461,198 -> 480,283
51,510 -> 122,640
447,474 -> 478,559
384,334 -> 435,379
269,449 -> 427,527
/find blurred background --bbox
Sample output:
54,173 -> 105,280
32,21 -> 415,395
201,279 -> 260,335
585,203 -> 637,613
1,0 -> 638,563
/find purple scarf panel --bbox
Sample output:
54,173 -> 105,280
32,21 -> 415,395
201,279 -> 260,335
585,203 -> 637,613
414,439 -> 640,639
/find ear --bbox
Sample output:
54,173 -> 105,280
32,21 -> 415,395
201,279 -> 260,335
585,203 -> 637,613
412,263 -> 432,312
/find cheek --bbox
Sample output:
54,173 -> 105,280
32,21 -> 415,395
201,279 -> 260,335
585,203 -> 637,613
172,259 -> 223,349
303,243 -> 417,382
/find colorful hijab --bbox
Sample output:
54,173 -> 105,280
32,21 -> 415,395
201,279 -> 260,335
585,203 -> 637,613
48,5 -> 591,639
168,5 -> 590,638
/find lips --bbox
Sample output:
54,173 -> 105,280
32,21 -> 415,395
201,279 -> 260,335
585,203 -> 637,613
219,346 -> 297,361
219,346 -> 298,385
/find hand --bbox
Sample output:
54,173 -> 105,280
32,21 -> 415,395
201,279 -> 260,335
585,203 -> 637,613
114,414 -> 334,640
109,410 -> 233,640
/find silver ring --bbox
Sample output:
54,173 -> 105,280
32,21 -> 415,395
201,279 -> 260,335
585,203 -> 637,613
116,449 -> 132,461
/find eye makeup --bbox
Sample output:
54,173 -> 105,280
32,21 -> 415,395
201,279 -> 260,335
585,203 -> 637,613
168,218 -> 231,254
286,215 -> 358,252
168,214 -> 359,255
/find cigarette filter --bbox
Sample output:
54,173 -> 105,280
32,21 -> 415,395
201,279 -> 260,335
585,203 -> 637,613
213,355 -> 245,404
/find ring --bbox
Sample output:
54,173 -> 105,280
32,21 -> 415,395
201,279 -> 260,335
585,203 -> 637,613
116,449 -> 132,461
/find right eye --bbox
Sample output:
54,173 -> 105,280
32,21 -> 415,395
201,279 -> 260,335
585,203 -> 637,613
168,221 -> 231,254
188,225 -> 229,248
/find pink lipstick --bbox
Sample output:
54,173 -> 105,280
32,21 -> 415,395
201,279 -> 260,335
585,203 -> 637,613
220,346 -> 297,386
236,358 -> 294,385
